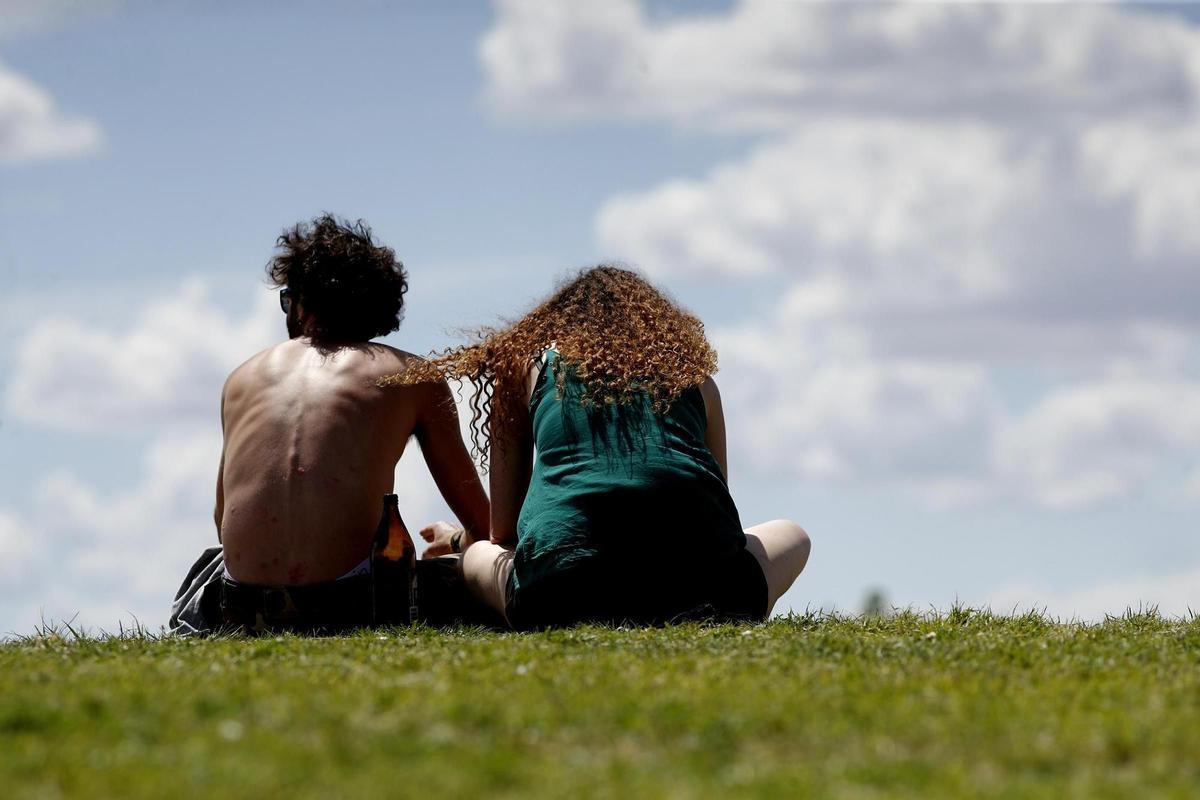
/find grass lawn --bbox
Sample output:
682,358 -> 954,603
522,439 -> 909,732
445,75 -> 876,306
2,610 -> 1198,798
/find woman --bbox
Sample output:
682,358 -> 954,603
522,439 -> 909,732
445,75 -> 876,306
397,266 -> 810,628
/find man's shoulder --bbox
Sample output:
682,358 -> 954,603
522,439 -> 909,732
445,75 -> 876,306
368,342 -> 422,364
223,341 -> 433,394
361,343 -> 435,379
222,342 -> 289,395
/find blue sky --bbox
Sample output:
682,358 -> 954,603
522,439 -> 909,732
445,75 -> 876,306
2,1 -> 1199,634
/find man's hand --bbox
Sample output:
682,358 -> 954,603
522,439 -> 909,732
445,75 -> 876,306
419,521 -> 464,559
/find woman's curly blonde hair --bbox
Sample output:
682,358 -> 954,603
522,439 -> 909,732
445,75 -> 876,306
382,265 -> 717,469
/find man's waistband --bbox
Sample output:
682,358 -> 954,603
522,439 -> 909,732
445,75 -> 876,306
219,573 -> 377,634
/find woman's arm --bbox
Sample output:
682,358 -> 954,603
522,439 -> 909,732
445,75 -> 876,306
699,377 -> 729,480
488,366 -> 539,544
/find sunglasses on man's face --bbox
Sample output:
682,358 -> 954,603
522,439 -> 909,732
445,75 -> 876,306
279,288 -> 292,314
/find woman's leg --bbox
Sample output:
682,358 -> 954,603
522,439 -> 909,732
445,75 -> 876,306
461,541 -> 516,624
744,520 -> 812,616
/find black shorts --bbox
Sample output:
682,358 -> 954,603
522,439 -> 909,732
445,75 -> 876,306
505,547 -> 768,631
219,574 -> 375,634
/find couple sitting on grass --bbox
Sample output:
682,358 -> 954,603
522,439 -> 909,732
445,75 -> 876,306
170,214 -> 811,634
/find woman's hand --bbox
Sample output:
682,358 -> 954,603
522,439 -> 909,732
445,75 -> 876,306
419,521 -> 464,559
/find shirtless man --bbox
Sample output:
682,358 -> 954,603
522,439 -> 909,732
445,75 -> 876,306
212,214 -> 488,629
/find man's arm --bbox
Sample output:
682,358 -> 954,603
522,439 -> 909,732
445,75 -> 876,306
214,451 -> 225,543
414,380 -> 491,551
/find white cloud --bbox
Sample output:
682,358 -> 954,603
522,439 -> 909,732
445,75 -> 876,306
0,0 -> 115,164
1081,119 -> 1200,258
1186,468 -> 1200,502
655,123 -> 1200,509
598,121 -> 1029,295
597,121 -> 1199,505
0,61 -> 102,165
35,431 -> 224,600
483,1 -> 1200,130
598,120 -> 1200,361
995,380 -> 1200,508
0,430 -> 222,635
987,566 -> 1200,622
481,0 -> 648,121
714,292 -> 1200,508
713,308 -> 995,488
6,279 -> 279,432
0,509 -> 33,582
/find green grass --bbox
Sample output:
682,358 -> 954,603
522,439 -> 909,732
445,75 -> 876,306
2,610 -> 1199,798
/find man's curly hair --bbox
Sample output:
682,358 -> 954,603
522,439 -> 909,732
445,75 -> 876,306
266,214 -> 408,343
383,265 -> 717,469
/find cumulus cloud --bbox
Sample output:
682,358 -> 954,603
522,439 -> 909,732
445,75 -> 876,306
995,380 -> 1200,508
711,292 -> 997,489
483,0 -> 1200,130
599,121 -> 1200,351
5,279 -> 279,432
0,509 -> 34,583
598,121 -> 1030,291
1186,468 -> 1200,502
653,118 -> 1200,507
987,565 -> 1200,622
713,294 -> 1200,508
0,430 -> 222,635
0,61 -> 102,165
0,0 -> 115,165
1081,119 -> 1200,258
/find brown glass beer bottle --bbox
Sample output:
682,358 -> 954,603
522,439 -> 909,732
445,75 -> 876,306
371,494 -> 419,624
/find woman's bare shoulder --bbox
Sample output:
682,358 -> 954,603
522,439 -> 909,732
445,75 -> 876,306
694,375 -> 723,420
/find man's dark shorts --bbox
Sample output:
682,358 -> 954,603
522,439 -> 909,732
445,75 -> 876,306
219,573 -> 376,634
170,549 -> 497,635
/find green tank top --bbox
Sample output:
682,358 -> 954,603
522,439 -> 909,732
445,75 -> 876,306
513,351 -> 747,594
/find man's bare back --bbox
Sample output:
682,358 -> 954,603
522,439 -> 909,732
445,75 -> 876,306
217,338 -> 488,586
